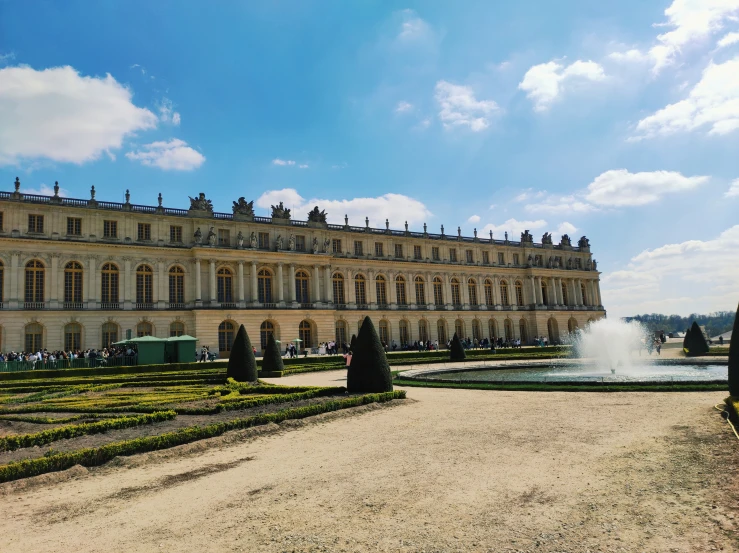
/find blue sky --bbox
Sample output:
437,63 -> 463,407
1,0 -> 739,318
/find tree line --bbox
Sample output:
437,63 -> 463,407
623,311 -> 735,338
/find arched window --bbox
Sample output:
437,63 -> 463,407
437,319 -> 447,344
64,322 -> 82,351
399,319 -> 409,346
25,322 -> 43,352
519,319 -> 528,344
378,319 -> 389,345
568,318 -> 579,333
335,320 -> 347,345
561,281 -> 568,306
101,263 -> 119,306
375,275 -> 387,306
258,269 -> 272,304
515,281 -> 524,306
332,273 -> 345,305
169,266 -> 185,305
217,267 -> 233,304
136,321 -> 153,337
499,280 -> 509,306
295,270 -> 310,304
472,320 -> 482,342
101,322 -> 118,349
135,264 -> 153,306
25,260 -> 45,305
484,279 -> 494,306
488,319 -> 498,341
547,318 -> 559,344
260,320 -> 275,351
433,277 -> 444,306
299,319 -> 313,348
414,276 -> 425,305
450,278 -> 461,306
219,320 -> 236,353
395,276 -> 407,306
170,321 -> 185,337
504,319 -> 513,341
0,260 -> 4,304
63,261 -> 84,307
418,319 -> 428,343
580,283 -> 588,306
354,274 -> 367,306
541,281 -> 549,306
468,279 -> 478,306
454,318 -> 464,338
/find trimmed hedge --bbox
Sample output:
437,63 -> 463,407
450,333 -> 466,361
684,321 -> 709,356
0,411 -> 176,452
729,304 -> 739,396
0,414 -> 103,424
347,316 -> 393,393
261,334 -> 285,373
227,324 -> 258,382
0,390 -> 406,483
0,361 -> 228,382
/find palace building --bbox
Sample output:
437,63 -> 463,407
0,178 -> 605,355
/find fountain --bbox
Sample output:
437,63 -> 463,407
567,318 -> 650,374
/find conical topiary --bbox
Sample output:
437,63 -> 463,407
350,334 -> 357,353
227,324 -> 257,381
682,326 -> 692,353
685,321 -> 709,356
261,332 -> 284,373
347,316 -> 393,393
450,332 -> 466,361
728,304 -> 739,397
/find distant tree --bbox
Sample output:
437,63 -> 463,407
450,332 -> 466,361
347,316 -> 393,393
729,304 -> 739,397
227,324 -> 258,382
261,333 -> 284,373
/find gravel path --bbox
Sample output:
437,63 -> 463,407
1,369 -> 737,553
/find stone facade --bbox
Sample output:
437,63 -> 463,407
0,181 -> 605,354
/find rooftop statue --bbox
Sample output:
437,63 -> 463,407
560,234 -> 572,247
232,197 -> 254,216
189,192 -> 213,212
271,201 -> 291,219
541,232 -> 552,245
521,229 -> 533,242
307,206 -> 327,223
578,235 -> 590,248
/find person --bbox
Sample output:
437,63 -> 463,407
720,335 -> 724,346
199,346 -> 207,362
655,339 -> 661,356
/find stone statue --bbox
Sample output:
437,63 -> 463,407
547,256 -> 553,268
271,201 -> 291,219
323,237 -> 331,253
593,259 -> 598,271
527,254 -> 533,266
312,237 -> 319,253
504,231 -> 508,241
207,227 -> 217,246
567,258 -> 573,269
188,193 -> 213,212
586,258 -> 592,270
277,235 -> 284,250
578,235 -> 590,248
232,197 -> 254,216
520,229 -> 533,242
307,206 -> 327,223
236,231 -> 244,248
541,232 -> 552,245
560,234 -> 572,247
250,231 -> 258,249
194,227 -> 202,244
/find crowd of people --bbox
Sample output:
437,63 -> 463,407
0,345 -> 138,367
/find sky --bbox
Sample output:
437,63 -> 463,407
1,0 -> 738,319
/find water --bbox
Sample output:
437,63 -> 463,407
567,318 -> 651,373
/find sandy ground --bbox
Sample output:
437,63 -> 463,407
1,369 -> 738,553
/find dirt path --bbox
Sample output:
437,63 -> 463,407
1,370 -> 737,553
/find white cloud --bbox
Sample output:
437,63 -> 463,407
481,218 -> 548,238
633,56 -> 739,139
0,65 -> 158,166
125,139 -> 205,171
649,0 -> 739,73
272,159 -> 296,166
524,194 -> 598,214
518,60 -> 606,111
397,10 -> 433,42
602,224 -> 739,318
0,52 -> 15,65
607,49 -> 650,63
488,204 -> 497,210
467,214 -> 481,224
717,31 -> 739,48
514,189 -> 547,203
434,80 -> 499,131
298,164 -> 309,169
555,222 -> 577,236
395,101 -> 413,113
726,178 -> 739,197
414,118 -> 432,131
158,98 -> 181,126
331,163 -> 348,169
584,169 -> 709,206
255,188 -> 432,228
20,183 -> 69,197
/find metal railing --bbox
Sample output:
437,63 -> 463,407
0,355 -> 138,373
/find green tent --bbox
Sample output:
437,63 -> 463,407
166,335 -> 198,363
112,336 -> 167,365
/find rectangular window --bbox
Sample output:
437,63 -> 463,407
104,220 -> 118,238
332,239 -> 342,253
394,244 -> 403,258
498,252 -> 505,265
137,223 -> 151,241
354,241 -> 363,256
169,225 -> 182,243
0,211 -> 3,232
296,235 -> 306,252
466,249 -> 473,263
66,217 -> 82,236
482,251 -> 489,264
374,242 -> 384,257
258,232 -> 270,249
513,253 -> 520,265
28,214 -> 44,233
413,245 -> 422,260
449,248 -> 457,262
218,228 -> 230,247
432,246 -> 440,261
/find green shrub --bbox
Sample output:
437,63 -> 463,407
0,361 -> 228,382
450,333 -> 466,361
684,321 -> 709,356
261,333 -> 285,373
347,317 -> 393,393
350,334 -> 357,353
227,324 -> 258,382
729,304 -> 739,396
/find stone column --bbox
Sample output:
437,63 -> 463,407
209,259 -> 217,303
346,270 -> 355,305
49,254 -> 59,308
595,279 -> 602,307
574,279 -> 582,306
88,255 -> 98,308
529,276 -> 537,306
444,275 -> 452,309
157,259 -> 166,308
288,264 -> 296,303
237,261 -> 245,305
324,266 -> 333,303
461,274 -> 469,307
251,261 -> 259,304
123,257 -> 133,309
493,275 -> 501,306
388,271 -> 396,306
367,270 -> 376,306
276,263 -> 284,304
194,259 -> 202,305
